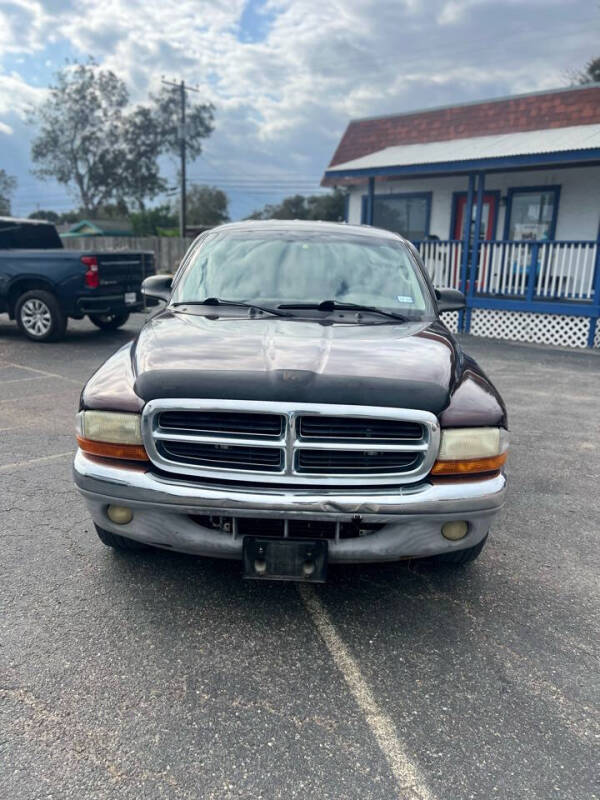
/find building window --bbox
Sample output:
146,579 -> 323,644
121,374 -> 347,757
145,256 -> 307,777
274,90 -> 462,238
505,186 -> 560,241
362,192 -> 431,240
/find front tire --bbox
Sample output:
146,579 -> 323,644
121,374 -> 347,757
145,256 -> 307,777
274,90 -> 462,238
88,312 -> 130,330
16,290 -> 67,342
94,524 -> 149,552
428,534 -> 488,566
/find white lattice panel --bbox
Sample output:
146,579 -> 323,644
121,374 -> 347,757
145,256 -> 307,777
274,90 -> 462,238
469,309 -> 591,349
594,323 -> 600,349
440,311 -> 459,333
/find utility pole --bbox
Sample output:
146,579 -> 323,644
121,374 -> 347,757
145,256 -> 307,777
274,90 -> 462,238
161,78 -> 202,238
179,80 -> 186,238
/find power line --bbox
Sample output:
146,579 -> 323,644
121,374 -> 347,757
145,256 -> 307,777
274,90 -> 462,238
187,177 -> 324,184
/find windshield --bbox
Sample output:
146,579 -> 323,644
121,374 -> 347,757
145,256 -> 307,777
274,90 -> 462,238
171,229 -> 434,316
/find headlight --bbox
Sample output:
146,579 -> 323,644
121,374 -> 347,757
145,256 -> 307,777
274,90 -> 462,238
432,427 -> 508,476
76,410 -> 147,461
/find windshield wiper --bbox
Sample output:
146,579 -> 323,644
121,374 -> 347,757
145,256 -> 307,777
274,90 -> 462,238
171,297 -> 291,318
278,300 -> 407,321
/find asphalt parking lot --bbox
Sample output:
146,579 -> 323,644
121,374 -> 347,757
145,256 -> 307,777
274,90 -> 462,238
1,313 -> 599,800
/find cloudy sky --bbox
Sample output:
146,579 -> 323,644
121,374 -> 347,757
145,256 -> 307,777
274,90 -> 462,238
0,0 -> 598,220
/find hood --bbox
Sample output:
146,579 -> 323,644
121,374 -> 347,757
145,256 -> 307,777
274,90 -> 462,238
131,310 -> 460,414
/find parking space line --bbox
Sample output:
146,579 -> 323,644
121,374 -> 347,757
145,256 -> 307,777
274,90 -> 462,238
298,584 -> 434,800
0,451 -> 74,471
0,360 -> 82,385
2,375 -> 51,385
0,389 -> 78,405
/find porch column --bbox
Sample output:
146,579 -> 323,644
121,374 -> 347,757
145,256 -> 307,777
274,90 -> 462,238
458,174 -> 476,332
587,224 -> 600,347
367,176 -> 375,225
465,172 -> 485,333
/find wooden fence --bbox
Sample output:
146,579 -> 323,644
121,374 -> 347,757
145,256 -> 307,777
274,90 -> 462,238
62,236 -> 194,273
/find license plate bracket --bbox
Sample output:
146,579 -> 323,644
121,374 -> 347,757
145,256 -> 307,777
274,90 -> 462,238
243,537 -> 328,582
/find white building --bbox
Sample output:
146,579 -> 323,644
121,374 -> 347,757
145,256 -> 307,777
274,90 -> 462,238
323,85 -> 600,348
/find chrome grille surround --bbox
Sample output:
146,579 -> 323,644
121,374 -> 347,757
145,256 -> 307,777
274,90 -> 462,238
141,399 -> 440,487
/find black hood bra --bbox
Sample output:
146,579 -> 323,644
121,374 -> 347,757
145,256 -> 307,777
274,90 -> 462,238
131,310 -> 458,414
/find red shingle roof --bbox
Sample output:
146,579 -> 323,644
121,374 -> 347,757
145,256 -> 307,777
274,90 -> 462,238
327,85 -> 600,169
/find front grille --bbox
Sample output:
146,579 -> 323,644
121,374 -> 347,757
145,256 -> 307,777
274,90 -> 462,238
296,449 -> 419,474
299,415 -> 423,441
143,400 -> 438,486
157,441 -> 283,471
159,410 -> 283,438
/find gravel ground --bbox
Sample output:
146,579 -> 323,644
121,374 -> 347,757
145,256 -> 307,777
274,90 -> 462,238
1,313 -> 599,800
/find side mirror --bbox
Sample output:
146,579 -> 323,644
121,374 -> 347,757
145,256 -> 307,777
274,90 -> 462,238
435,288 -> 466,313
142,274 -> 172,303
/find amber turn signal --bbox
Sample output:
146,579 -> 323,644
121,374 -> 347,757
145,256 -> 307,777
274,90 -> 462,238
77,436 -> 149,462
431,451 -> 507,476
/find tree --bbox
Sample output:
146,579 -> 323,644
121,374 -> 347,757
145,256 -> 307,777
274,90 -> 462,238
121,105 -> 167,211
29,209 -> 81,224
91,200 -> 130,219
576,56 -> 600,84
184,185 -> 229,227
305,189 -> 348,221
247,189 -> 347,222
29,60 -> 129,214
28,210 -> 60,223
28,60 -> 215,215
150,86 -> 214,162
0,169 -> 17,215
247,194 -> 307,220
130,204 -> 178,236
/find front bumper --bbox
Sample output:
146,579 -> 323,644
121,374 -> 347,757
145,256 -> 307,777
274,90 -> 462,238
73,450 -> 506,562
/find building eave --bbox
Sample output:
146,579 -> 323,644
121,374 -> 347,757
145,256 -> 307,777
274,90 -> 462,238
323,148 -> 600,186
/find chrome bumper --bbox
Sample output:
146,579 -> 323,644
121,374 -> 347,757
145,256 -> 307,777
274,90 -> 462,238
73,450 -> 506,562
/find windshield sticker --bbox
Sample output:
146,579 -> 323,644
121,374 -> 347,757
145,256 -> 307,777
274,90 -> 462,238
396,295 -> 414,303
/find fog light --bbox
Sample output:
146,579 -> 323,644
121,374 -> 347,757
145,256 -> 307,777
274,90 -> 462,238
107,505 -> 133,525
441,521 -> 468,541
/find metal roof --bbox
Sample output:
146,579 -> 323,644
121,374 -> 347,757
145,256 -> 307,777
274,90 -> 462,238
326,123 -> 600,174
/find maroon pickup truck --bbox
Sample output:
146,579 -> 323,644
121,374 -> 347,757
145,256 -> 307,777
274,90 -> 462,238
74,220 -> 507,582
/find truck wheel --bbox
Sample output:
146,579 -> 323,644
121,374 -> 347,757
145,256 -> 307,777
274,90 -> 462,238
16,290 -> 67,342
88,312 -> 130,330
429,534 -> 488,566
94,523 -> 149,552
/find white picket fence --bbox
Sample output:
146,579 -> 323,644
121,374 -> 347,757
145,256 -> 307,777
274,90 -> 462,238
62,236 -> 194,273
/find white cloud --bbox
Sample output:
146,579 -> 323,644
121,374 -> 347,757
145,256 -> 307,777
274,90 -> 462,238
0,0 -> 53,54
0,71 -> 47,115
0,121 -> 13,135
0,0 -> 597,217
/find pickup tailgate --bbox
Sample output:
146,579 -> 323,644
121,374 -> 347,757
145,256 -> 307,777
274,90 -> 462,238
76,251 -> 155,315
97,252 -> 154,292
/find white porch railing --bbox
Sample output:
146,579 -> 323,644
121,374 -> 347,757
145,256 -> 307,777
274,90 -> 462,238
417,239 -> 598,302
416,239 -> 463,289
476,240 -> 598,300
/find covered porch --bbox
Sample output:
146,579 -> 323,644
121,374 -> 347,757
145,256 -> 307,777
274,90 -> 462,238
324,125 -> 600,348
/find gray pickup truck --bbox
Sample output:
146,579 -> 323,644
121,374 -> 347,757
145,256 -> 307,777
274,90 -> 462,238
0,217 -> 154,341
